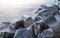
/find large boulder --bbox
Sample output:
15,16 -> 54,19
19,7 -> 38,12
14,29 -> 34,38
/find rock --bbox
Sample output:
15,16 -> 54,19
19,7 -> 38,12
37,28 -> 54,38
35,5 -> 58,20
58,1 -> 60,10
0,23 -> 16,34
36,9 -> 49,20
0,32 -> 14,38
14,19 -> 25,30
35,5 -> 58,28
40,4 -> 47,9
53,22 -> 60,38
47,5 -> 58,15
27,21 -> 49,36
58,11 -> 60,15
34,15 -> 41,21
35,7 -> 47,21
24,17 -> 34,28
14,29 -> 34,38
35,7 -> 45,14
58,1 -> 60,15
0,22 -> 11,30
8,23 -> 16,33
44,16 -> 57,28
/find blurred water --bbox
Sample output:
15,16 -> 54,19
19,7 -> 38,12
0,0 -> 58,23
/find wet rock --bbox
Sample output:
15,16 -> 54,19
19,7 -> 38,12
37,28 -> 54,38
24,17 -> 34,28
14,29 -> 34,38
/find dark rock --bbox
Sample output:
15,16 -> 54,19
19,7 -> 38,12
14,29 -> 34,38
0,32 -> 14,38
14,19 -> 25,30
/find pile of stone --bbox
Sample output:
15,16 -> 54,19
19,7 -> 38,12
0,4 -> 60,38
